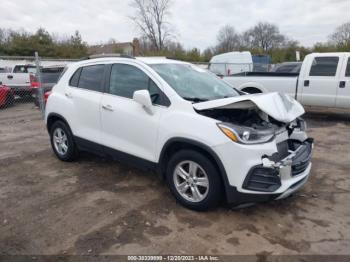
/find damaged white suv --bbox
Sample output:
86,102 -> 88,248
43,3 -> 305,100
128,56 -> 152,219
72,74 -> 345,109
45,55 -> 313,211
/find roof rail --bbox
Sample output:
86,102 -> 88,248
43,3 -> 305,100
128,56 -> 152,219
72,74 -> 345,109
80,53 -> 135,61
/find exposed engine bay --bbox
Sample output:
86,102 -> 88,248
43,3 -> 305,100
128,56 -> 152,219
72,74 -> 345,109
198,108 -> 286,133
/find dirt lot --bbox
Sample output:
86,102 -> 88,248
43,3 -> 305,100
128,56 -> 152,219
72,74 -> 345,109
0,103 -> 350,256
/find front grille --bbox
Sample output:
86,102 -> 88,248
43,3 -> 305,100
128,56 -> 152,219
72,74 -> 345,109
291,140 -> 313,176
243,167 -> 281,192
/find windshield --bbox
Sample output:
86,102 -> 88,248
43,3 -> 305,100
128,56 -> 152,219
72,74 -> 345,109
150,63 -> 239,102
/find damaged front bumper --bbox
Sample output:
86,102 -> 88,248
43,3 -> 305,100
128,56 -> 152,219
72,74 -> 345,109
214,137 -> 314,206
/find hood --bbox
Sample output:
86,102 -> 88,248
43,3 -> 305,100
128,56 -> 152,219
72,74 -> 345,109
193,92 -> 305,123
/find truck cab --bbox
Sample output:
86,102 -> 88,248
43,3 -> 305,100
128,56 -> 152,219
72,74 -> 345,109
298,53 -> 350,108
223,52 -> 350,109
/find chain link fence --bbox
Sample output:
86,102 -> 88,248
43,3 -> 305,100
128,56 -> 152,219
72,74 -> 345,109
0,54 -> 74,115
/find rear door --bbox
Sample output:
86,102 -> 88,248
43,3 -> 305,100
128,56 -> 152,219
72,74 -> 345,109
66,64 -> 105,144
336,54 -> 350,109
300,55 -> 341,107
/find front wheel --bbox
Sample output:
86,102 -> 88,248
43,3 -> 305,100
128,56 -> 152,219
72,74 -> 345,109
166,150 -> 223,211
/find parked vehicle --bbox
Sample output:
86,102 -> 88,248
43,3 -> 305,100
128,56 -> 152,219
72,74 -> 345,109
0,64 -> 37,97
209,52 -> 253,76
272,62 -> 302,74
252,55 -> 271,72
223,53 -> 350,109
32,66 -> 65,107
0,82 -> 15,108
45,55 -> 313,211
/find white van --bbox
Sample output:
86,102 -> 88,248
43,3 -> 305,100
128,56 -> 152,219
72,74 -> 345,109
209,51 -> 253,76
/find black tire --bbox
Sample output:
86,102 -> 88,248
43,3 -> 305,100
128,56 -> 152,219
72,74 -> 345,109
4,94 -> 14,107
50,120 -> 78,162
166,149 -> 223,211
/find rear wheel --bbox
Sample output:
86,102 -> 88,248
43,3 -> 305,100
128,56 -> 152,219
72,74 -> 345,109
50,121 -> 78,161
166,150 -> 223,211
5,94 -> 14,107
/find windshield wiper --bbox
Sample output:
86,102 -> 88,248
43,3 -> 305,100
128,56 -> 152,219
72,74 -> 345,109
182,97 -> 209,103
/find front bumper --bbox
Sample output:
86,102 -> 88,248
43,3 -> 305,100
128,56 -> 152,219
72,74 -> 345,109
213,137 -> 314,206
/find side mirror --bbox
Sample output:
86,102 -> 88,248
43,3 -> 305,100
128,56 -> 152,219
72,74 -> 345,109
133,90 -> 154,114
0,81 -> 2,85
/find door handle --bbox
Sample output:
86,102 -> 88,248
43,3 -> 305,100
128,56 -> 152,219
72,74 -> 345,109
304,80 -> 310,87
102,104 -> 114,112
65,92 -> 73,98
7,75 -> 13,79
339,81 -> 346,88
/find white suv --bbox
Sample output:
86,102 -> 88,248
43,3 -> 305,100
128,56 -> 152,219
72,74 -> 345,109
45,55 -> 313,211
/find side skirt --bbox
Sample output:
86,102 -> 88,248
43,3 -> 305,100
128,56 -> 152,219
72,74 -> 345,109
74,136 -> 158,172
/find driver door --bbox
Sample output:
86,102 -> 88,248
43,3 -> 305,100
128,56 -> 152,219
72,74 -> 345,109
100,62 -> 167,162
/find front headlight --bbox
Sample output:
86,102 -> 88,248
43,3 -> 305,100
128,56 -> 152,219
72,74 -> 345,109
217,123 -> 275,144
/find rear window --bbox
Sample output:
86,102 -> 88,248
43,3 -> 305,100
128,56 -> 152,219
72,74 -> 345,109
309,57 -> 339,77
346,58 -> 350,77
78,65 -> 105,92
13,65 -> 37,74
40,68 -> 65,84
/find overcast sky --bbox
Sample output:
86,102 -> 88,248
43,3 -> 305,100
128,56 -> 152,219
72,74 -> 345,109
1,0 -> 349,50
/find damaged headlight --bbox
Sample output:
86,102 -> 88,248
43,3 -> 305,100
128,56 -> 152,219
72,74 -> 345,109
217,123 -> 275,144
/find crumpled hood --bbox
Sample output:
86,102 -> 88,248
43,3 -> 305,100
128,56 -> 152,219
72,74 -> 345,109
193,92 -> 305,123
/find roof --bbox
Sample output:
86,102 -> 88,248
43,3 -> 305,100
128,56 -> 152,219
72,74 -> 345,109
68,56 -> 188,69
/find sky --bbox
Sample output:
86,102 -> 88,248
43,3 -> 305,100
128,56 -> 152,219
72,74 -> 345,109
1,0 -> 349,50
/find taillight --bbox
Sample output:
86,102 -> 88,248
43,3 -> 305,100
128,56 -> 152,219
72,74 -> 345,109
30,74 -> 40,88
44,91 -> 51,104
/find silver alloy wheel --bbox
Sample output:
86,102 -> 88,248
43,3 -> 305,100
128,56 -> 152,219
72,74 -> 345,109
53,127 -> 69,156
173,160 -> 209,203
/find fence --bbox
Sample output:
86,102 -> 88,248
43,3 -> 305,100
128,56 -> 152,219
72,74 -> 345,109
0,54 -> 73,115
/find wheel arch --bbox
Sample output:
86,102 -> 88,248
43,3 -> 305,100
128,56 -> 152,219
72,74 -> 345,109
238,82 -> 266,93
46,113 -> 72,134
158,137 -> 231,200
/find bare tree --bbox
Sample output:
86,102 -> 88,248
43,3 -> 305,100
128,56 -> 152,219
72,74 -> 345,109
244,22 -> 285,52
330,22 -> 350,46
130,0 -> 173,51
215,25 -> 241,53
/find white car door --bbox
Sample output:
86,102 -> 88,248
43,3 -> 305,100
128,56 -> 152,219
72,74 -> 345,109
65,64 -> 105,144
300,55 -> 341,107
336,55 -> 350,109
100,62 -> 167,162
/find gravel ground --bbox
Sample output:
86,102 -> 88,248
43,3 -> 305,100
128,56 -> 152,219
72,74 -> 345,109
0,103 -> 349,256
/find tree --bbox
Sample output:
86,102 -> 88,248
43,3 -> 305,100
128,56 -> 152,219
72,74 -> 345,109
330,22 -> 350,47
130,0 -> 173,51
215,25 -> 241,53
244,22 -> 285,52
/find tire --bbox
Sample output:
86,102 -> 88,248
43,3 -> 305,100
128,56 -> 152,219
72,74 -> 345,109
166,150 -> 223,211
5,94 -> 14,107
50,120 -> 78,162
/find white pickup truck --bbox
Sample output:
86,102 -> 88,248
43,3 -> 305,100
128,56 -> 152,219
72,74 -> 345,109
0,64 -> 37,96
224,53 -> 350,109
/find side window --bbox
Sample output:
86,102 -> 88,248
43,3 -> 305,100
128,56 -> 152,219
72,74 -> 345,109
346,58 -> 350,77
69,68 -> 82,87
109,64 -> 149,99
309,57 -> 339,77
109,64 -> 167,106
78,65 -> 105,92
